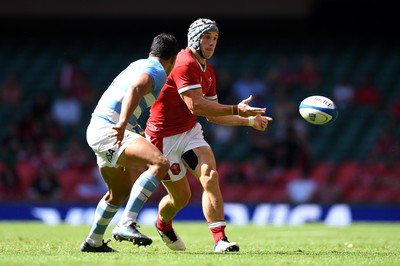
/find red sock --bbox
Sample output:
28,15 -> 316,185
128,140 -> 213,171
209,221 -> 226,244
156,215 -> 172,232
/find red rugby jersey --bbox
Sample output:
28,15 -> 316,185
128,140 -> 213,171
146,47 -> 217,137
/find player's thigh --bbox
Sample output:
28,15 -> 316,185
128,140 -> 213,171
189,145 -> 217,179
117,137 -> 166,170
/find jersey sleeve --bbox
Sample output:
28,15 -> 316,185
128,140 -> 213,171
173,63 -> 202,94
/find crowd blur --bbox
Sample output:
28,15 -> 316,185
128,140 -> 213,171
0,57 -> 104,203
1,47 -> 399,205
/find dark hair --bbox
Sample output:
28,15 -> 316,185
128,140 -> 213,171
150,33 -> 180,60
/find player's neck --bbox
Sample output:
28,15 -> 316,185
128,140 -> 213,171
190,48 -> 206,65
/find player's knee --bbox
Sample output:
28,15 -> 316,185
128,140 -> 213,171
173,194 -> 191,209
105,192 -> 126,206
170,188 -> 191,209
200,170 -> 219,191
157,155 -> 170,173
151,155 -> 170,178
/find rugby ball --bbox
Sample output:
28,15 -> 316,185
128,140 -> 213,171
299,95 -> 338,125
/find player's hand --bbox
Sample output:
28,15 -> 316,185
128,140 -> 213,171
109,123 -> 126,147
238,95 -> 266,117
251,115 -> 273,131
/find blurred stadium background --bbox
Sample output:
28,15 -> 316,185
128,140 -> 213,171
0,0 -> 399,224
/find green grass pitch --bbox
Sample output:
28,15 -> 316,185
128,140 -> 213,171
1,222 -> 399,266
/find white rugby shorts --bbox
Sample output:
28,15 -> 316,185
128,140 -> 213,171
86,116 -> 143,168
147,122 -> 209,182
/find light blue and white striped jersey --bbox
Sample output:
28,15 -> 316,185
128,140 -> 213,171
92,58 -> 166,127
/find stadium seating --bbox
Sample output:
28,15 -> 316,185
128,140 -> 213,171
1,35 -> 399,204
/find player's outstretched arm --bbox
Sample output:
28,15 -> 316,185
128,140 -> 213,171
182,90 -> 266,118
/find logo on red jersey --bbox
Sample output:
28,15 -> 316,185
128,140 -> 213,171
170,163 -> 181,175
208,77 -> 213,86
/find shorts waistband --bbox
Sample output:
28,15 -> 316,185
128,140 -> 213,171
92,113 -> 139,132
